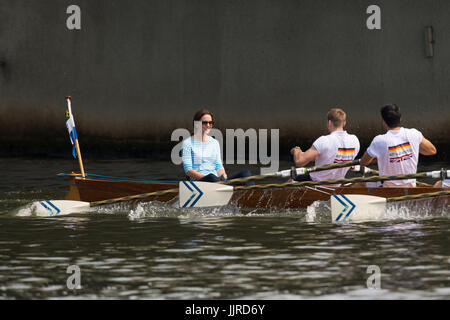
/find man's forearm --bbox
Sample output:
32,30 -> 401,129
360,152 -> 375,166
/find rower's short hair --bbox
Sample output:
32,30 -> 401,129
381,104 -> 401,128
193,108 -> 214,122
327,108 -> 346,127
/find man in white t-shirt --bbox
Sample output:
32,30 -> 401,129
360,104 -> 437,187
290,108 -> 360,185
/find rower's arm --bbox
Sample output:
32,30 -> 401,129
419,137 -> 437,156
217,168 -> 227,181
186,169 -> 205,180
360,151 -> 375,166
291,146 -> 319,167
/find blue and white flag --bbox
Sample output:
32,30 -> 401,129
65,99 -> 78,158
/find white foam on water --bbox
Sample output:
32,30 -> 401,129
126,199 -> 238,220
93,202 -> 134,215
126,195 -> 309,220
15,203 -> 39,217
305,202 -> 317,222
127,201 -> 181,220
10,194 -> 449,223
305,200 -> 331,223
306,195 -> 449,224
15,205 -> 33,217
384,197 -> 449,221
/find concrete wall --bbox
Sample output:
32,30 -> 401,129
0,0 -> 449,159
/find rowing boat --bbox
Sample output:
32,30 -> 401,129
46,98 -> 447,221
59,172 -> 449,210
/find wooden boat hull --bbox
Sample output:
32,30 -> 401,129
64,176 -> 178,203
62,175 -> 449,209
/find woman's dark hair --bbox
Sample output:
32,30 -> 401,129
193,108 -> 214,122
380,104 -> 401,128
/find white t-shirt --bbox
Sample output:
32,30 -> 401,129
443,179 -> 450,188
309,131 -> 360,183
367,127 -> 423,187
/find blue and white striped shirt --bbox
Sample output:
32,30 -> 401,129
182,136 -> 224,178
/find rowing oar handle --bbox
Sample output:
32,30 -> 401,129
351,165 -> 431,187
224,159 -> 361,185
351,165 -> 377,175
223,172 -> 276,185
233,170 -> 446,191
305,159 -> 360,173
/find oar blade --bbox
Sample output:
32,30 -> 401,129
179,181 -> 234,208
331,194 -> 387,223
29,200 -> 91,217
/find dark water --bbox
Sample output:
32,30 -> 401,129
0,158 -> 449,299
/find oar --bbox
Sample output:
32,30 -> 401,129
179,170 -> 449,208
331,190 -> 450,223
351,165 -> 431,186
29,187 -> 180,217
224,159 -> 360,184
31,181 -> 236,216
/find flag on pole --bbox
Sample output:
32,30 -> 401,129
65,99 -> 78,158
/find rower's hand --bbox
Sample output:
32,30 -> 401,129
220,174 -> 228,181
290,147 -> 302,155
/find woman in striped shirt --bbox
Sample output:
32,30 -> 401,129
182,109 -> 252,183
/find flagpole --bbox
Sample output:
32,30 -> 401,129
66,96 -> 86,178
75,138 -> 86,178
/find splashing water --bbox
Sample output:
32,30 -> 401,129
304,196 -> 449,224
384,197 -> 449,221
7,191 -> 449,224
127,200 -> 243,220
15,203 -> 36,217
305,200 -> 331,223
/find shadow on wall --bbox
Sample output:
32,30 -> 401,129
0,59 -> 11,82
0,106 -> 448,161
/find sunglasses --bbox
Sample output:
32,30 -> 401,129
202,121 -> 214,125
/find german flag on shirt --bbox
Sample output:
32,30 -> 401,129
388,142 -> 411,152
337,148 -> 356,154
